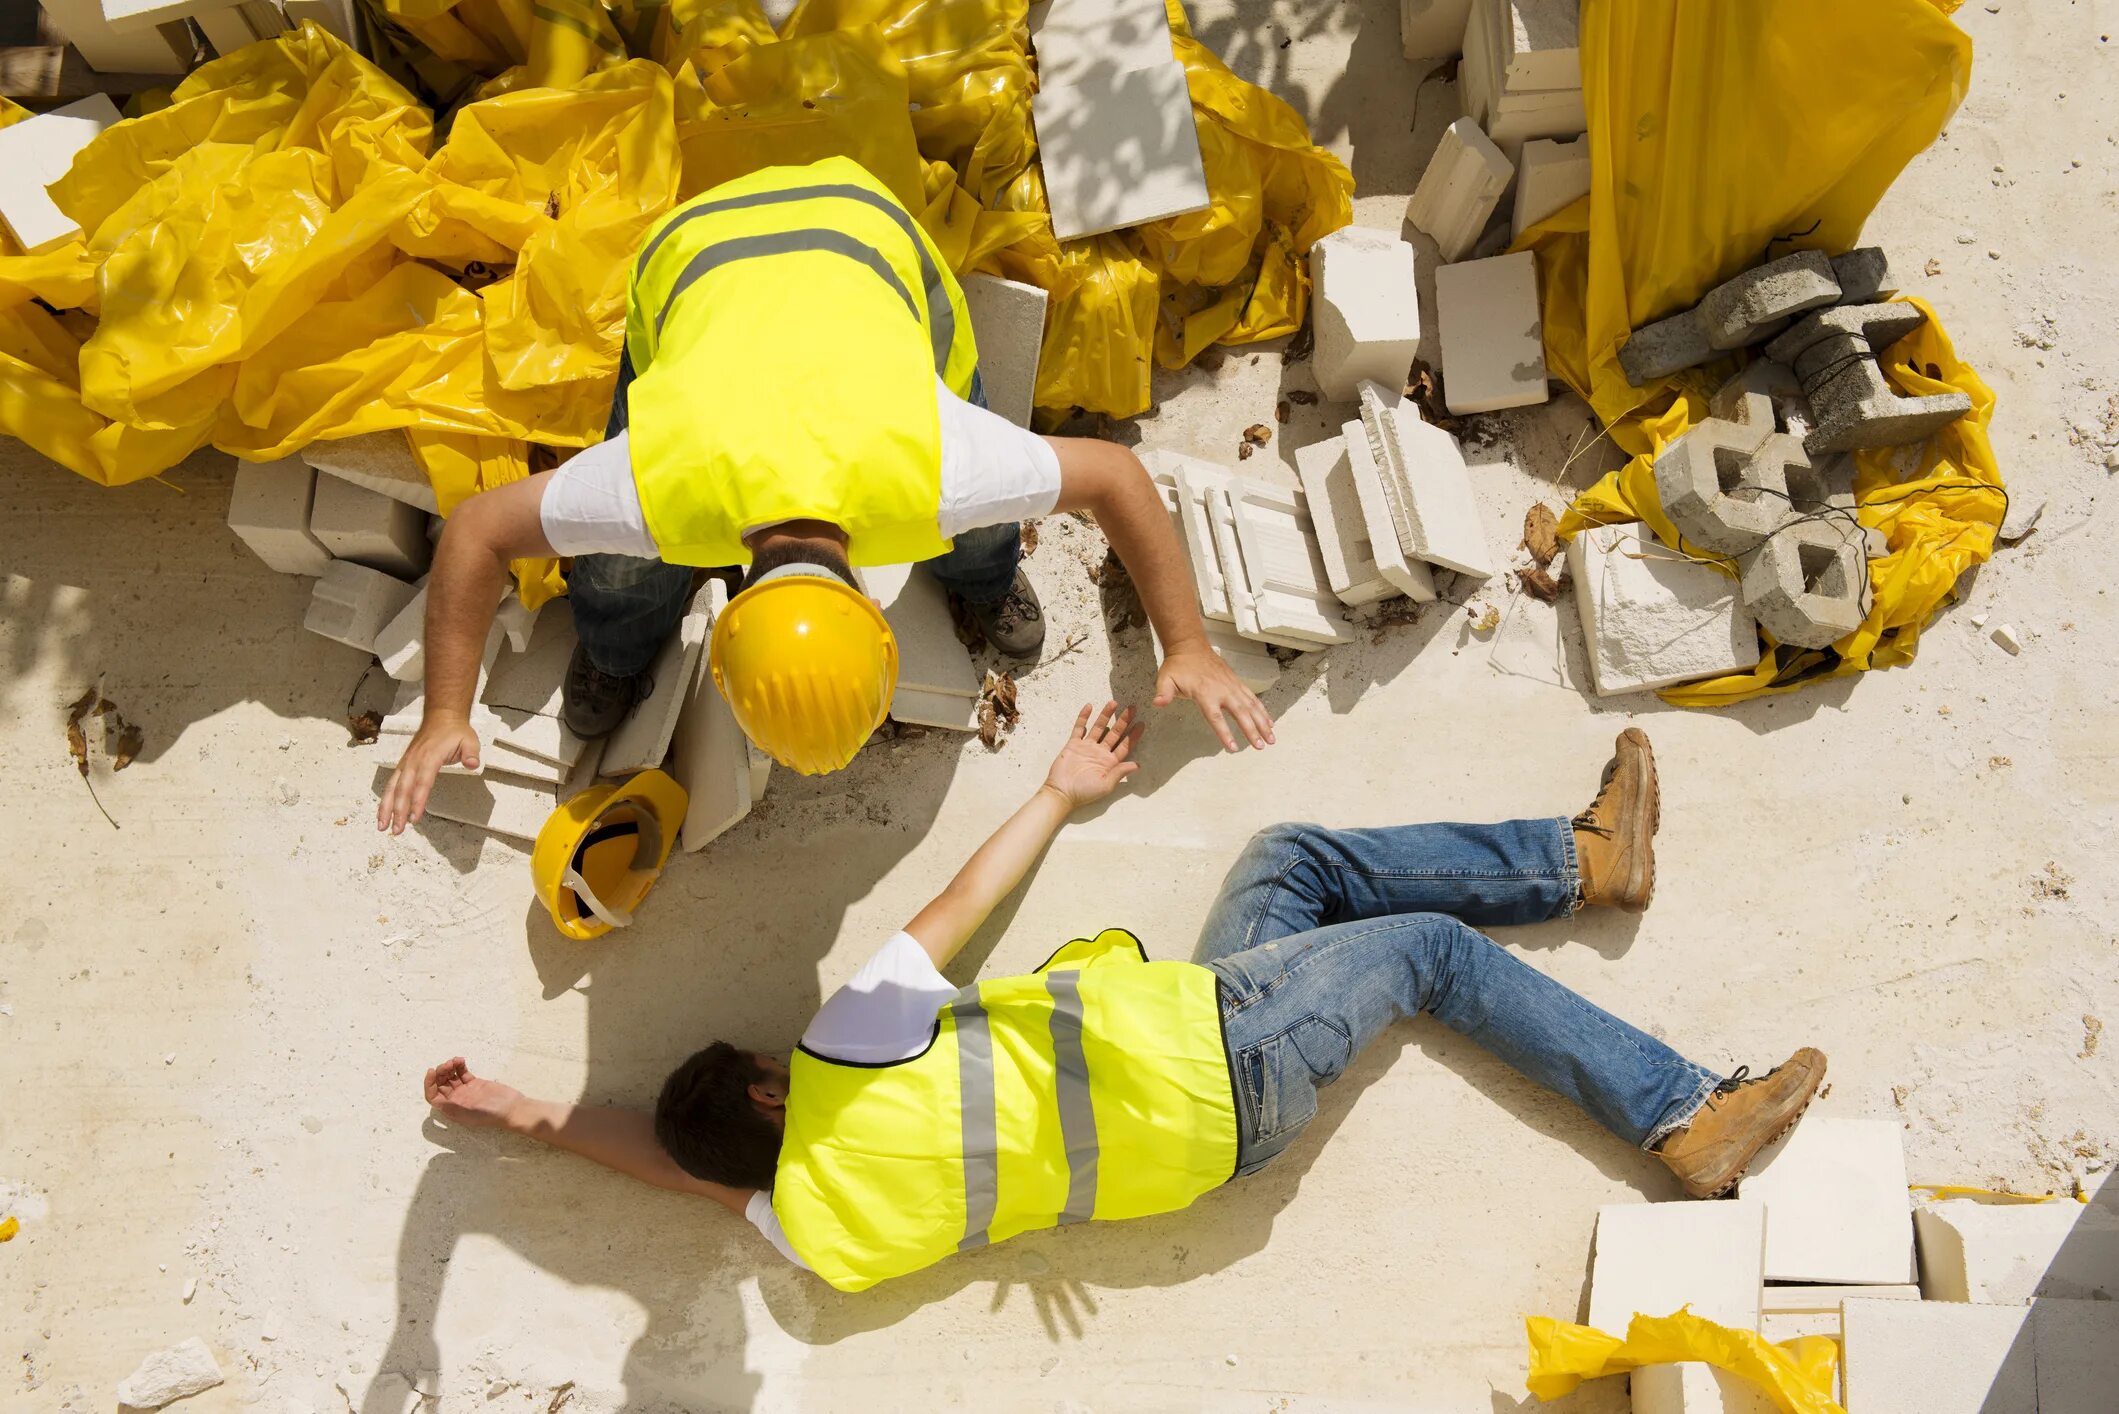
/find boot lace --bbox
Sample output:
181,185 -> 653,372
990,582 -> 1043,634
1572,770 -> 1619,836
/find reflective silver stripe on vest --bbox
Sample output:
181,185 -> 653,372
654,229 -> 919,339
1044,970 -> 1099,1225
950,985 -> 999,1251
637,182 -> 956,374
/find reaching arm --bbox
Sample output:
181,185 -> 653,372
1046,437 -> 1274,752
903,702 -> 1142,970
423,1057 -> 753,1217
378,473 -> 559,834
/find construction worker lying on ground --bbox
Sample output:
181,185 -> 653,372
377,155 -> 1271,834
420,710 -> 1827,1292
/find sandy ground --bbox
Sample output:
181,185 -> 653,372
5,2 -> 2118,1411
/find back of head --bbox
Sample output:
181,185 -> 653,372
655,1042 -> 784,1189
740,538 -> 856,592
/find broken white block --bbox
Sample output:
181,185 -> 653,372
227,457 -> 333,576
1990,623 -> 2022,655
1589,1201 -> 1766,1334
671,581 -> 759,851
602,585 -> 713,776
1434,250 -> 1549,414
1034,61 -> 1209,242
1152,622 -> 1280,693
1154,452 -> 1322,650
1566,523 -> 1761,696
1840,1297 -> 2034,1414
1912,1195 -> 2119,1304
1511,134 -> 1590,240
310,475 -> 432,579
114,1337 -> 223,1410
1307,226 -> 1422,403
1401,0 -> 1475,58
304,561 -> 418,655
0,94 -> 122,254
2031,1297 -> 2119,1414
1734,1117 -> 1916,1284
373,583 -> 430,681
1357,381 -> 1496,578
302,432 -> 439,514
1340,419 -> 1439,603
961,273 -> 1049,429
1293,436 -> 1396,606
1407,116 -> 1514,263
1218,478 -> 1353,646
1029,0 -> 1175,87
866,564 -> 981,731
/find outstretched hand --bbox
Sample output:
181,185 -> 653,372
378,717 -> 482,835
1043,702 -> 1143,808
1154,646 -> 1274,753
423,1057 -> 522,1130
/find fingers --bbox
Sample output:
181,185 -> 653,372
1090,701 -> 1119,742
1201,699 -> 1240,753
1152,670 -> 1176,708
1072,703 -> 1093,738
1237,692 -> 1275,750
1109,714 -> 1141,762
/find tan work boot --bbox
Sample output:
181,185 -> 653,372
1573,728 -> 1659,911
1656,1048 -> 1828,1198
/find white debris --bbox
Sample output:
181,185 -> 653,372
115,1338 -> 223,1410
1990,623 -> 2022,655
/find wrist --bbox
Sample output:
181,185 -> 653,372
500,1093 -> 544,1135
1034,782 -> 1077,813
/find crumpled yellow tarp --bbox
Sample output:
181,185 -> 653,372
3,0 -> 1349,558
1526,1309 -> 1844,1414
1520,0 -> 2003,705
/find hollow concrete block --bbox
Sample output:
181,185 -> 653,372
1740,519 -> 1868,650
304,561 -> 418,655
228,457 -> 333,576
1830,246 -> 1897,304
1619,307 -> 1715,385
1733,1117 -> 1916,1284
1766,301 -> 1929,365
1433,250 -> 1547,414
1696,250 -> 1841,351
1407,116 -> 1513,263
1308,226 -> 1422,402
310,474 -> 432,579
1652,419 -> 1788,556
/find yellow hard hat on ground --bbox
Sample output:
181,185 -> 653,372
709,568 -> 897,776
532,769 -> 689,941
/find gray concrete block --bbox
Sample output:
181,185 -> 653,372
1740,518 -> 1869,649
1764,301 -> 1927,365
1830,246 -> 1897,304
310,474 -> 432,579
1697,251 -> 1841,351
1618,307 -> 1714,385
1767,303 -> 1974,454
227,457 -> 332,576
1707,360 -> 1802,432
1653,418 -> 1791,556
304,561 -> 419,655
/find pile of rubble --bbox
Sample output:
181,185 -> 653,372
1579,1118 -> 2119,1412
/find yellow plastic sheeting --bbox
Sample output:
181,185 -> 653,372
1526,0 -> 1998,705
1526,1310 -> 1844,1414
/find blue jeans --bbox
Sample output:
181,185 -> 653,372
569,358 -> 1022,675
1197,820 -> 1723,1178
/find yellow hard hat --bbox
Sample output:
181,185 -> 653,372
708,570 -> 897,776
531,769 -> 689,941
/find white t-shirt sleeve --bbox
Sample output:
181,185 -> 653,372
934,378 -> 1062,540
538,432 -> 658,558
744,1189 -> 808,1269
799,930 -> 960,1065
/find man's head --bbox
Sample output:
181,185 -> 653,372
739,522 -> 857,593
654,1043 -> 789,1188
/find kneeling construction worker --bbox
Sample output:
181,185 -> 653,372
378,155 -> 1271,833
421,719 -> 1827,1291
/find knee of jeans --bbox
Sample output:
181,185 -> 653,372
1408,915 -> 1503,1012
571,555 -> 681,593
1249,820 -> 1325,858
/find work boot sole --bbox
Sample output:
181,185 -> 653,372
1610,727 -> 1659,912
1682,1051 -> 1828,1199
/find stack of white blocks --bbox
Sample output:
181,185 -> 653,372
1146,470 -> 1281,692
1461,0 -> 1583,163
1030,0 -> 1209,242
1307,226 -> 1423,402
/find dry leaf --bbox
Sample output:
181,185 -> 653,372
1522,503 -> 1561,566
1518,565 -> 1562,602
1237,442 -> 1256,460
347,710 -> 383,746
1924,257 -> 1942,277
1467,603 -> 1500,634
1273,401 -> 1290,424
1019,521 -> 1039,557
112,720 -> 145,770
1287,390 -> 1318,406
976,671 -> 1020,750
1285,323 -> 1314,362
1242,423 -> 1273,445
63,682 -> 118,828
977,697 -> 999,748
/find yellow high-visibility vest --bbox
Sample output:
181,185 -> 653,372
623,157 -> 979,568
773,930 -> 1239,1292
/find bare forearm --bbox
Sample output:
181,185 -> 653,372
1053,439 -> 1212,654
905,785 -> 1073,968
422,524 -> 509,723
504,1097 -> 751,1212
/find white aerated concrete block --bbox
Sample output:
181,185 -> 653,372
1497,0 -> 1581,92
1293,436 -> 1395,606
1841,1298 -> 2034,1414
228,457 -> 333,576
310,475 -> 432,579
37,0 -> 190,74
1308,226 -> 1422,402
1035,61 -> 1209,241
0,95 -> 122,254
373,583 -> 429,681
1589,1201 -> 1766,1334
1357,382 -> 1496,578
961,274 -> 1049,428
482,600 -> 576,718
1407,116 -> 1514,263
414,766 -> 563,844
114,1337 -> 224,1411
304,562 -> 418,655
1152,452 -> 1321,651
1339,419 -> 1438,604
495,593 -> 539,654
1151,622 -> 1280,693
1402,0 -> 1475,58
303,432 -> 438,513
866,564 -> 981,731
1220,478 -> 1353,646
2031,1297 -> 2119,1414
1434,251 -> 1548,414
1030,0 -> 1174,85
671,581 -> 759,850
1761,1282 -> 1918,1313
1567,523 -> 1760,696
1630,1363 -> 1777,1414
1912,1195 -> 2119,1304
602,586 -> 712,776
1512,135 -> 1590,240
1735,1117 -> 1916,1284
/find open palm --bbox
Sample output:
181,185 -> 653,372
1044,703 -> 1143,808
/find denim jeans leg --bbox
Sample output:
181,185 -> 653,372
926,521 -> 1023,604
1212,914 -> 1722,1175
1193,819 -> 1580,965
567,555 -> 694,677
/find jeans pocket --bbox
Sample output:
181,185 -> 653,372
1240,1028 -> 1328,1148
